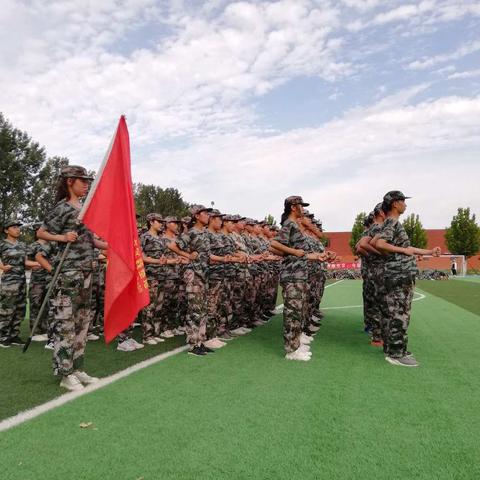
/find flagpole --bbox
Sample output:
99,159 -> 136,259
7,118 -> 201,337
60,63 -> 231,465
78,116 -> 123,221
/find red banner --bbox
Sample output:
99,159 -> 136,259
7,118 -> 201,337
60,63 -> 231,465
80,116 -> 149,342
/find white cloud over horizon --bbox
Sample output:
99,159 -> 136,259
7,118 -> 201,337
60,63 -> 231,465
0,0 -> 479,230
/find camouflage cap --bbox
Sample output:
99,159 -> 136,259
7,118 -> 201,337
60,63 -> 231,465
373,202 -> 383,215
284,195 -> 309,207
189,204 -> 213,216
303,209 -> 315,219
60,165 -> 94,180
164,216 -> 180,223
223,214 -> 237,222
245,218 -> 257,225
234,215 -> 246,222
180,216 -> 191,224
3,218 -> 23,229
146,213 -> 163,222
209,209 -> 225,217
383,191 -> 411,203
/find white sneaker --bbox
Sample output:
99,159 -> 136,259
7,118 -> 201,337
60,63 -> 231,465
231,328 -> 247,336
172,328 -> 184,335
44,341 -> 54,350
160,330 -> 174,338
153,336 -> 165,343
128,338 -> 145,349
300,333 -> 313,344
253,320 -> 265,326
204,338 -> 227,349
308,325 -> 320,332
285,348 -> 311,361
298,344 -> 311,354
73,370 -> 100,384
144,338 -> 158,345
87,333 -> 100,341
32,334 -> 48,342
117,339 -> 136,352
60,374 -> 85,391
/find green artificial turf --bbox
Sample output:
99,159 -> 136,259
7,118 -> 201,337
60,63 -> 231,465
1,280 -> 479,479
417,278 -> 480,317
0,323 -> 185,420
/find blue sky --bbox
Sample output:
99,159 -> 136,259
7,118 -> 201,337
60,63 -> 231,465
1,0 -> 479,230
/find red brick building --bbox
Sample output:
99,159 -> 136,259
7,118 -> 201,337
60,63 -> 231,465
325,229 -> 480,271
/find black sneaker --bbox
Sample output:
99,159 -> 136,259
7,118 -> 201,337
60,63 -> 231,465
0,339 -> 11,348
9,336 -> 25,346
188,345 -> 207,356
199,344 -> 215,353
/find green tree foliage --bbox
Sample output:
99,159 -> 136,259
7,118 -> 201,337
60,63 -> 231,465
28,156 -> 70,223
0,113 -> 45,226
264,214 -> 277,226
445,208 -> 480,258
134,184 -> 190,220
402,213 -> 428,249
349,212 -> 367,254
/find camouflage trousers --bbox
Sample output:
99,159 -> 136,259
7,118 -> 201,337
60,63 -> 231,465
362,269 -> 383,341
218,278 -> 234,334
159,278 -> 179,331
29,279 -> 53,334
266,272 -> 280,312
51,270 -> 93,376
0,280 -> 26,341
184,270 -> 208,346
206,279 -> 223,339
282,281 -> 308,353
90,264 -> 106,333
176,278 -> 187,327
231,270 -> 248,329
143,276 -> 165,340
382,280 -> 414,358
305,272 -> 321,330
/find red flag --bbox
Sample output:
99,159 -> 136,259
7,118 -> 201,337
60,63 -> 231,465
80,116 -> 149,342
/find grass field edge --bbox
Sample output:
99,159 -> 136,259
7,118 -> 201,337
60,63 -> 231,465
0,344 -> 189,433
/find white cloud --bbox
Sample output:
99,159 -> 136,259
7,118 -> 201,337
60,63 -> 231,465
408,39 -> 480,70
130,91 -> 480,230
448,68 -> 480,79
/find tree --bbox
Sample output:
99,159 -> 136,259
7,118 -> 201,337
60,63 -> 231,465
28,156 -> 70,223
0,113 -> 45,226
349,212 -> 367,254
133,183 -> 190,220
445,207 -> 480,258
264,214 -> 277,226
402,213 -> 427,249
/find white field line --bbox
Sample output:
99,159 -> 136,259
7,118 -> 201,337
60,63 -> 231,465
275,279 -> 345,313
0,344 -> 189,433
322,291 -> 426,310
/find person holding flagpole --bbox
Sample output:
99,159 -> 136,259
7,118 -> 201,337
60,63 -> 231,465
37,166 -> 107,391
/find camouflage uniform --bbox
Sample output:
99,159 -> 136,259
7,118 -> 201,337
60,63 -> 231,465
274,219 -> 309,353
27,240 -> 56,335
176,227 -> 210,346
0,239 -> 27,341
361,223 -> 384,341
141,231 -> 168,339
229,231 -> 250,329
378,217 -> 417,358
304,235 -> 321,330
42,199 -> 95,376
161,237 -> 181,331
218,232 -> 237,334
90,251 -> 106,334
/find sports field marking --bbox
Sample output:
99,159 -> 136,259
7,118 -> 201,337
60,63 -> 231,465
275,279 -> 344,313
322,291 -> 426,310
0,344 -> 189,433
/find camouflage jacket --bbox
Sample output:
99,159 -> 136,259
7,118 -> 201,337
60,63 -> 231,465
176,227 -> 210,281
229,232 -> 248,274
0,239 -> 26,284
274,219 -> 309,283
27,240 -> 57,284
378,217 -> 417,280
207,231 -> 227,281
162,235 -> 181,281
361,223 -> 384,272
141,231 -> 168,280
41,199 -> 94,272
